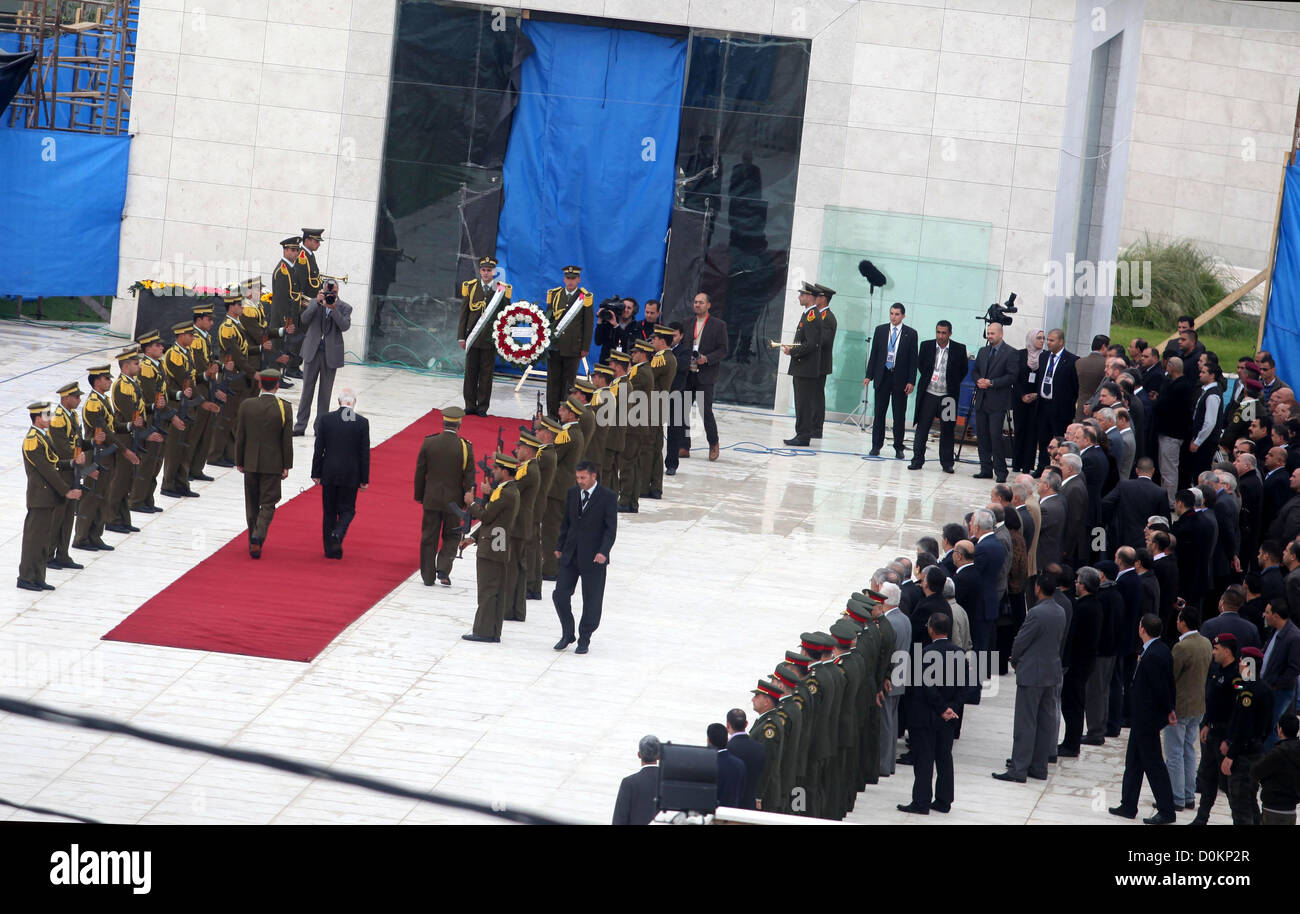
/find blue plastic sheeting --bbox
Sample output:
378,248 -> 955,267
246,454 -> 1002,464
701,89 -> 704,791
1262,165 -> 1300,382
496,20 -> 686,328
0,128 -> 129,297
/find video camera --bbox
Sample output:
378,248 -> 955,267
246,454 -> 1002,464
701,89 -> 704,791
978,292 -> 1018,327
597,296 -> 622,323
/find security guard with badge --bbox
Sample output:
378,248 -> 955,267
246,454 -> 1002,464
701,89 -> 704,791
462,452 -> 520,643
783,280 -> 821,447
1222,645 -> 1273,825
414,406 -> 475,586
19,402 -> 82,591
646,325 -> 677,498
159,321 -> 199,498
750,679 -> 786,812
128,329 -> 171,513
544,265 -> 594,417
72,365 -> 117,552
458,256 -> 511,415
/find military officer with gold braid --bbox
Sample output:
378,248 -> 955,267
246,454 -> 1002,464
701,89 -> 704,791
586,364 -> 615,482
108,347 -> 154,533
47,382 -> 89,571
462,452 -> 521,643
128,330 -> 170,513
646,326 -> 677,499
184,303 -> 224,481
622,338 -> 656,513
19,402 -> 82,591
568,380 -> 598,463
160,321 -> 199,498
509,430 -> 542,622
526,423 -> 556,600
457,256 -> 512,416
211,292 -> 255,465
72,365 -> 116,551
544,265 -> 594,417
269,239 -> 302,387
607,353 -> 631,511
287,227 -> 326,380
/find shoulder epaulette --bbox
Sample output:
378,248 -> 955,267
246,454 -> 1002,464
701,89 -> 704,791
461,279 -> 475,295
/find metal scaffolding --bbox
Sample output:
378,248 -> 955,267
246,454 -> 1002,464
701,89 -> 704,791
1,0 -> 137,134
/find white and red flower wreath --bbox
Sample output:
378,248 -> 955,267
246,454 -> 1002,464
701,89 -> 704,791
493,301 -> 552,366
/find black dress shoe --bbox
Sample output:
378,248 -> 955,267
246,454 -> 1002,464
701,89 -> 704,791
1143,812 -> 1176,825
646,491 -> 662,499
134,504 -> 163,513
1105,728 -> 1122,738
896,752 -> 914,766
907,463 -> 923,470
618,505 -> 638,513
48,559 -> 85,570
93,541 -> 114,551
931,803 -> 950,813
553,635 -> 575,651
972,471 -> 993,479
1108,806 -> 1137,819
575,642 -> 589,654
1048,755 -> 1058,763
189,472 -> 215,481
783,437 -> 810,447
1187,815 -> 1209,826
896,803 -> 929,814
39,582 -> 55,590
160,489 -> 186,498
1056,746 -> 1079,758
279,378 -> 294,389
105,523 -> 135,533
992,770 -> 1026,783
942,466 -> 954,474
868,449 -> 881,457
437,573 -> 451,586
208,458 -> 235,468
292,430 -> 306,437
894,450 -> 906,460
72,542 -> 98,552
461,633 -> 499,643
1081,736 -> 1105,746
1027,771 -> 1048,780
16,579 -> 43,592
665,467 -> 676,476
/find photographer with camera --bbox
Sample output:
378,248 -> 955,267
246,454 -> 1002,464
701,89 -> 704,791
593,296 -> 635,364
293,276 -> 353,436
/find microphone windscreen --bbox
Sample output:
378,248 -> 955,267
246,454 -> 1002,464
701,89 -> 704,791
859,260 -> 887,288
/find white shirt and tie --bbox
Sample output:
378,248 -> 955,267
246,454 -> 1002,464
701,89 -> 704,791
927,342 -> 950,397
1042,349 -> 1061,400
886,323 -> 901,370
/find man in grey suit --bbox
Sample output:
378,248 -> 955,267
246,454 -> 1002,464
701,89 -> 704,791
294,283 -> 352,436
971,322 -> 1018,483
1035,470 -> 1067,573
1060,452 -> 1090,565
993,569 -> 1067,782
880,582 -> 911,777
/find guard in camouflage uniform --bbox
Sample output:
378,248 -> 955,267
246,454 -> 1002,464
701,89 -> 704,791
414,407 -> 475,586
160,321 -> 199,498
128,330 -> 170,513
508,430 -> 541,622
750,680 -> 787,813
544,265 -> 594,416
621,339 -> 655,513
47,382 -> 89,571
19,402 -> 82,591
72,365 -> 117,552
462,452 -> 520,643
646,326 -> 677,498
457,256 -> 511,415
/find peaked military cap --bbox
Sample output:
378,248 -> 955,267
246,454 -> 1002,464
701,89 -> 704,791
798,280 -> 819,295
592,363 -> 615,378
442,406 -> 466,423
301,228 -> 325,241
171,321 -> 194,336
192,304 -> 214,316
222,291 -> 244,304
562,397 -> 584,414
493,452 -> 519,470
633,338 -> 654,353
87,364 -> 112,376
56,381 -> 84,397
136,329 -> 161,346
281,236 -> 302,248
478,256 -> 498,268
257,368 -> 282,380
751,679 -> 783,702
27,401 -> 51,415
785,650 -> 813,667
538,416 -> 563,434
573,379 -> 596,395
773,662 -> 804,688
800,631 -> 836,653
518,429 -> 543,449
652,324 -> 674,339
561,265 -> 582,277
115,347 -> 140,363
609,351 -> 631,365
813,283 -> 836,299
830,618 -> 861,645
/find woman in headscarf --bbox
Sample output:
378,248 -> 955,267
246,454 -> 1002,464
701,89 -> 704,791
1013,328 -> 1046,473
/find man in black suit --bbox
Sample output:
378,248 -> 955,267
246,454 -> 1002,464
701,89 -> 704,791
1261,446 -> 1292,538
1149,530 -> 1180,636
1235,451 -> 1264,568
611,735 -> 661,825
909,321 -> 967,473
1171,489 -> 1214,611
897,613 -> 962,814
1058,566 -> 1102,756
1034,329 -> 1079,474
724,707 -> 763,810
1259,541 -> 1287,608
1103,458 -> 1168,549
864,302 -> 918,459
683,291 -> 729,462
970,322 -> 1018,482
1109,614 -> 1178,824
552,461 -> 618,654
1079,426 -> 1108,530
1059,454 -> 1090,567
707,723 -> 747,809
918,563 -> 958,648
1153,357 -> 1196,504
309,389 -> 370,559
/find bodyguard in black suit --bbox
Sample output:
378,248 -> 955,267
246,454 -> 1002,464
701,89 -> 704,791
552,461 -> 618,653
864,302 -> 918,458
909,322 -> 967,472
1110,615 -> 1178,823
1034,330 -> 1079,473
725,708 -> 764,810
309,393 -> 370,559
708,723 -> 747,809
1101,458 -> 1168,549
970,322 -> 1018,482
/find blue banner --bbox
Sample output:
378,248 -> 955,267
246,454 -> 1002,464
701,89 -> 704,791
0,128 -> 129,297
1263,165 -> 1300,382
496,20 -> 686,333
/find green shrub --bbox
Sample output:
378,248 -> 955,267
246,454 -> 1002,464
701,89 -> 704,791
1110,236 -> 1254,334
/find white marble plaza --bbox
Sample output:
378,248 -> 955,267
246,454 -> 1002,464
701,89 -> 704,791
0,321 -> 1228,824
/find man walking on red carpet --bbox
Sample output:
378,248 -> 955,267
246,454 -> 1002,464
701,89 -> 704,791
235,368 -> 294,558
311,388 -> 370,559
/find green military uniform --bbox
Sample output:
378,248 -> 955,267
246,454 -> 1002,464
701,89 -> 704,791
544,266 -> 594,416
813,289 -> 838,437
571,383 -> 596,463
786,650 -> 823,816
785,282 -> 822,444
19,404 -> 77,590
831,618 -> 867,814
47,386 -> 87,567
234,369 -> 294,552
845,594 -> 884,787
160,323 -> 198,496
528,439 -> 556,595
586,366 -> 615,481
457,256 -> 511,415
802,632 -> 844,819
508,443 -> 540,621
128,333 -> 168,511
750,681 -> 786,813
271,238 -> 306,369
212,292 -> 259,463
289,229 -> 325,374
540,415 -> 583,578
414,408 -> 475,585
773,683 -> 804,815
646,327 -> 677,497
774,661 -> 813,815
467,454 -> 520,641
107,349 -> 147,529
622,342 -> 656,511
184,305 -> 221,480
72,371 -> 115,550
604,362 -> 628,500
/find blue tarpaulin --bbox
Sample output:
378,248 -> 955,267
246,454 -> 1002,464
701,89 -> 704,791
0,128 -> 129,297
496,20 -> 686,331
1263,164 -> 1300,382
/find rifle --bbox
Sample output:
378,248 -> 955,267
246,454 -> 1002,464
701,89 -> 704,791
496,425 -> 504,457
534,392 -> 544,425
457,456 -> 496,556
206,368 -> 240,406
132,406 -> 175,453
73,441 -> 118,487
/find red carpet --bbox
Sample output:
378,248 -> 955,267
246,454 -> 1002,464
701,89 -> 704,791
103,409 -> 522,662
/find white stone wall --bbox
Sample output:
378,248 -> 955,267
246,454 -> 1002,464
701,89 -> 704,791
113,0 -> 397,356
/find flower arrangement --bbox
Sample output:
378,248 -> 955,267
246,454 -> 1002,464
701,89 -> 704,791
493,301 -> 552,367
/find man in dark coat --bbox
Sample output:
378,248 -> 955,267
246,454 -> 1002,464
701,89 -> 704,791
1103,457 -> 1168,549
309,389 -> 370,559
1034,329 -> 1079,474
864,302 -> 919,459
612,735 -> 661,825
1109,614 -> 1178,823
909,321 -> 967,472
552,461 -> 618,653
970,322 -> 1018,482
896,612 -> 962,815
1059,566 -> 1103,756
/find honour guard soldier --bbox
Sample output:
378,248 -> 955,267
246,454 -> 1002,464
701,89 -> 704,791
606,354 -> 630,504
458,256 -> 511,416
508,430 -> 542,621
783,281 -> 821,447
785,649 -> 821,814
769,669 -> 805,814
159,321 -> 199,498
750,680 -> 787,812
462,452 -> 520,643
626,339 -> 657,510
107,347 -> 151,533
128,330 -> 170,513
569,379 -> 598,454
844,593 -> 883,787
184,303 -> 223,481
289,228 -> 326,379
19,403 -> 82,591
773,662 -> 813,814
813,284 -> 838,438
646,326 -> 677,498
72,365 -> 117,552
587,364 -> 615,481
538,416 -> 571,580
544,265 -> 594,417
526,423 -> 556,599
270,239 -> 303,385
211,291 -> 257,465
558,396 -> 587,464
414,407 -> 475,586
234,368 -> 294,558
830,617 -> 867,813
47,382 -> 88,571
800,631 -> 844,819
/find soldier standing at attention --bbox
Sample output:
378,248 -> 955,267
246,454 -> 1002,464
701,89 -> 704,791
184,304 -> 223,482
813,283 -> 838,439
128,329 -> 170,514
544,265 -> 593,416
526,424 -> 556,600
749,680 -> 786,812
19,402 -> 81,591
270,238 -> 303,386
569,379 -> 598,457
107,347 -> 152,534
646,326 -> 677,499
47,382 -> 89,571
159,321 -> 198,499
414,407 -> 475,586
625,339 -> 656,512
782,281 -> 821,447
288,228 -> 326,380
457,256 -> 511,416
507,430 -> 542,622
234,368 -> 294,559
586,364 -> 615,482
72,365 -> 116,552
607,354 -> 631,506
538,416 -> 570,581
211,293 -> 255,466
462,452 -> 520,643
